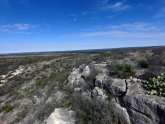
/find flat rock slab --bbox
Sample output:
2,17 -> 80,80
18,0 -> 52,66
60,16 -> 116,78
46,108 -> 76,124
119,94 -> 165,124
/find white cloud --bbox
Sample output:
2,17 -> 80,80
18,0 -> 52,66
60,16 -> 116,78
107,22 -> 158,32
85,22 -> 162,32
14,24 -> 31,30
64,22 -> 165,40
101,2 -> 130,11
0,23 -> 40,34
70,31 -> 165,39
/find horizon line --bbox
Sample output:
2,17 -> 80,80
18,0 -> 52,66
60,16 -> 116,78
0,45 -> 164,56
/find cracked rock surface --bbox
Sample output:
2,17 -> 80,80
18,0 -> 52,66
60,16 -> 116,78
67,62 -> 165,124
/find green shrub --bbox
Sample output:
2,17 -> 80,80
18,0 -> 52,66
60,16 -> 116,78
60,100 -> 70,108
111,60 -> 136,78
13,75 -> 23,81
141,66 -> 164,80
147,55 -> 165,66
19,103 -> 35,112
36,75 -> 48,88
145,73 -> 165,97
152,48 -> 164,55
2,103 -> 14,113
102,51 -> 112,58
35,101 -> 59,121
70,94 -> 117,124
0,88 -> 5,96
12,109 -> 28,123
138,60 -> 149,68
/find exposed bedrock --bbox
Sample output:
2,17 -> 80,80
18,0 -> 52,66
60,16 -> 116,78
48,62 -> 165,124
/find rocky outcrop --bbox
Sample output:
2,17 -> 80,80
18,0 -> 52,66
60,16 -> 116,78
118,78 -> 165,124
67,67 -> 87,88
67,62 -> 165,124
95,73 -> 109,88
82,65 -> 90,78
106,78 -> 127,97
91,87 -> 107,102
95,73 -> 127,97
46,108 -> 76,124
119,94 -> 165,124
110,101 -> 131,124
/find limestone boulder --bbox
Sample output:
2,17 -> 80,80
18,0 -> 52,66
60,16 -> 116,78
67,68 -> 85,88
106,78 -> 127,97
46,108 -> 76,124
94,73 -> 109,88
91,87 -> 107,102
81,65 -> 90,78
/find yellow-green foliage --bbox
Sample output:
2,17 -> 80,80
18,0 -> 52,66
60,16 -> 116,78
111,60 -> 136,79
145,73 -> 165,97
60,100 -> 70,108
103,51 -> 112,58
2,103 -> 14,113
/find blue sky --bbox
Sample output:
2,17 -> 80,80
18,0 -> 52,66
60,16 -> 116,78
0,0 -> 165,53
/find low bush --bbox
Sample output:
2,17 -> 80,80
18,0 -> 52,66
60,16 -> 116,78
17,109 -> 28,119
60,99 -> 71,108
36,68 -> 72,90
36,75 -> 48,88
138,60 -> 149,68
70,94 -> 118,124
152,48 -> 164,55
12,109 -> 29,123
141,66 -> 165,80
2,103 -> 14,113
145,73 -> 165,97
111,60 -> 136,78
102,51 -> 112,58
19,103 -> 36,114
35,99 -> 60,121
147,55 -> 165,66
13,75 -> 23,81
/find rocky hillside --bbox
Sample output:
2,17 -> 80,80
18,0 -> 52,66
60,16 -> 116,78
59,62 -> 165,124
0,47 -> 165,124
